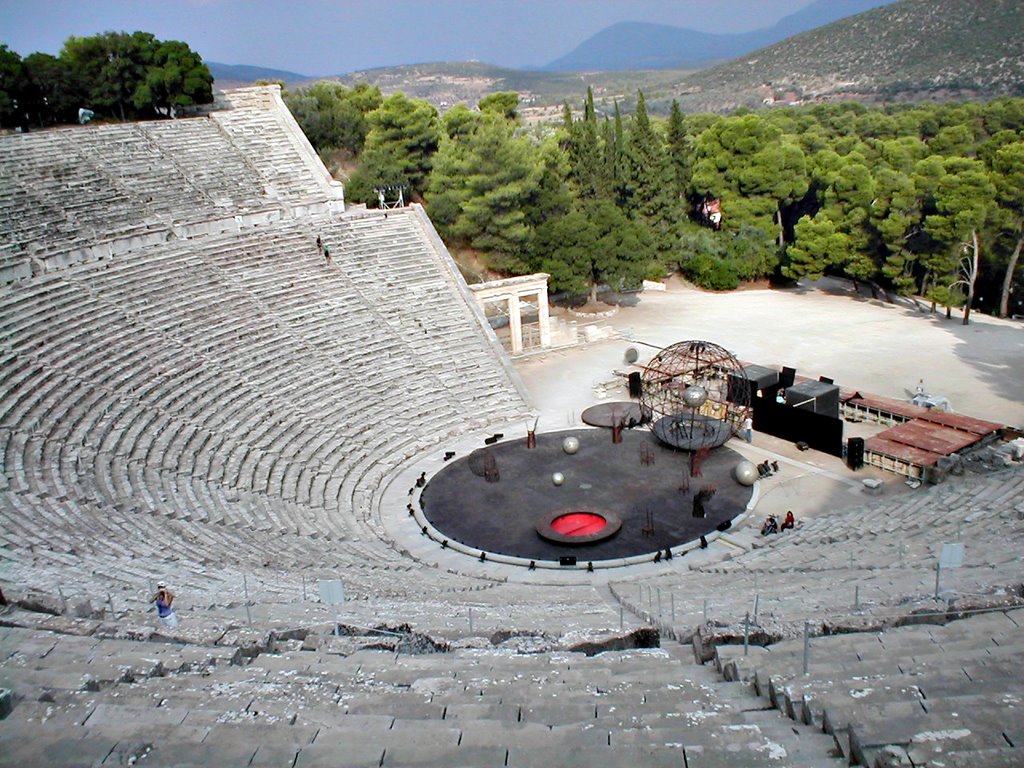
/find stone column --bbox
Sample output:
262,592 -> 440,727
537,284 -> 551,349
508,293 -> 523,355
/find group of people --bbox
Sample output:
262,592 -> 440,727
760,510 -> 796,536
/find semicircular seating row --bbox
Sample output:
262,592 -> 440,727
614,466 -> 1024,635
0,207 -> 531,619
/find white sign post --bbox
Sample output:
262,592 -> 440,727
319,579 -> 345,636
935,543 -> 965,599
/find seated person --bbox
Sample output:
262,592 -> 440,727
781,511 -> 796,530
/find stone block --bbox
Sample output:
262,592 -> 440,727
0,735 -> 118,767
520,702 -> 597,726
508,744 -> 680,768
293,736 -> 385,767
456,721 -> 552,748
133,739 -> 259,767
16,592 -> 63,616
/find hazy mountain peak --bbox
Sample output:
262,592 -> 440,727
542,0 -> 896,72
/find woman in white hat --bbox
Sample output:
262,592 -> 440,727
150,581 -> 178,627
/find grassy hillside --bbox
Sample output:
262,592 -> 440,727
323,62 -> 690,121
669,0 -> 1024,112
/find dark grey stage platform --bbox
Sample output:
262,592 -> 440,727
420,428 -> 752,562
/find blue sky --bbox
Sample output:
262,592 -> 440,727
1,0 -> 873,75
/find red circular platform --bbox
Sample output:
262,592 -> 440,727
551,512 -> 609,537
535,507 -> 622,545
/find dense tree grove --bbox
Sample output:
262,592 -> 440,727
0,33 -> 212,128
294,86 -> 1024,318
282,81 -> 382,158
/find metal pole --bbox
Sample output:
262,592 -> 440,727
703,599 -> 709,624
934,561 -> 942,600
802,621 -> 811,675
743,612 -> 750,656
107,591 -> 115,617
854,585 -> 860,610
243,574 -> 252,625
671,593 -> 676,623
301,576 -> 307,602
753,593 -> 760,624
469,607 -> 474,633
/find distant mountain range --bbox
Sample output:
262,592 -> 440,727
208,0 -> 1024,116
207,62 -> 315,88
208,0 -> 896,88
542,0 -> 895,72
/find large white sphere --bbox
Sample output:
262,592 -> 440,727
683,385 -> 708,408
562,436 -> 580,455
734,460 -> 758,486
552,472 -> 565,486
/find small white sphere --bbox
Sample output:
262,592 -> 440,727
734,460 -> 758,486
552,472 -> 565,486
562,436 -> 580,455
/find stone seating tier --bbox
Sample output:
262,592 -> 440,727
0,86 -> 338,282
0,626 -> 848,768
614,466 -> 1024,640
715,608 -> 1024,767
1,205 -> 528,618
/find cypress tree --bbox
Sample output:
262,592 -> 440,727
622,91 -> 678,259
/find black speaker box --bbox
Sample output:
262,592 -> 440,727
628,372 -> 642,398
780,366 -> 797,388
847,437 -> 865,470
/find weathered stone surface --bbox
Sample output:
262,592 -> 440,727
14,593 -> 63,616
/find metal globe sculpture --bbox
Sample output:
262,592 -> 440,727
638,340 -> 751,451
734,460 -> 758,486
562,436 -> 580,455
552,472 -> 565,486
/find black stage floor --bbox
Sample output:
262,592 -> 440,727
420,428 -> 752,562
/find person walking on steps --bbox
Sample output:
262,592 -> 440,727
742,415 -> 753,443
151,581 -> 178,628
323,245 -> 332,266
